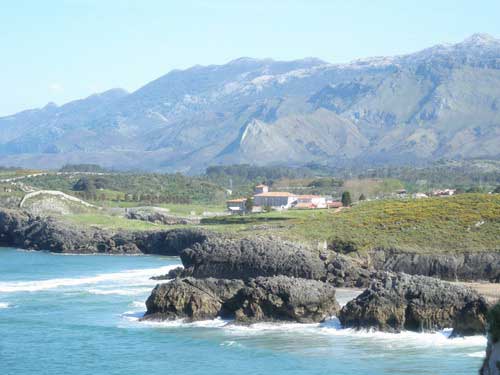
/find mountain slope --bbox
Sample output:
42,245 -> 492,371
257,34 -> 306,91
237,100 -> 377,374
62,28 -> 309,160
0,33 -> 499,171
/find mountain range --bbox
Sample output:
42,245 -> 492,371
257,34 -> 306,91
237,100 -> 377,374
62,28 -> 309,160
1,33 -> 500,172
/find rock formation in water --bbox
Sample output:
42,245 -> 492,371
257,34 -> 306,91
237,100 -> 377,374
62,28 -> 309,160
481,303 -> 500,375
339,272 -> 489,335
144,277 -> 245,321
180,236 -> 327,280
227,276 -> 340,323
143,276 -> 340,323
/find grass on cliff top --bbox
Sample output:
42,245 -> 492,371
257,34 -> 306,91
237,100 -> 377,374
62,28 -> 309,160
62,194 -> 500,254
65,214 -> 173,231
201,194 -> 500,253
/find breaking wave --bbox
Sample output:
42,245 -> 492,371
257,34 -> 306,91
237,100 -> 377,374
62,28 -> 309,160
0,265 -> 180,293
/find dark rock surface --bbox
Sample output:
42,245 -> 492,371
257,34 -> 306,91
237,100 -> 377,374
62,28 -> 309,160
151,266 -> 185,281
227,276 -> 340,323
143,276 -> 340,323
0,208 -> 208,255
125,207 -> 200,225
180,236 -> 327,280
339,272 -> 489,335
481,303 -> 500,375
368,249 -> 500,282
324,252 -> 374,288
143,277 -> 245,321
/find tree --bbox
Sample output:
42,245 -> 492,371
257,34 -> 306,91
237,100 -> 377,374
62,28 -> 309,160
493,186 -> 500,194
341,191 -> 352,207
359,193 -> 366,201
245,196 -> 254,213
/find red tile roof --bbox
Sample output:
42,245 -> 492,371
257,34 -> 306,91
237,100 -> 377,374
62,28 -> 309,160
226,198 -> 246,203
254,192 -> 296,197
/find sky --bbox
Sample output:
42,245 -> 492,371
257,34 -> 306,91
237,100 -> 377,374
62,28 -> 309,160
1,0 -> 500,116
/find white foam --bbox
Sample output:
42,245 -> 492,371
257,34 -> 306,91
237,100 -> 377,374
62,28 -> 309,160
134,315 -> 487,348
87,287 -> 152,296
220,340 -> 243,348
468,351 -> 486,358
138,317 -> 230,329
122,310 -> 145,321
0,302 -> 10,309
131,301 -> 146,308
0,264 -> 181,293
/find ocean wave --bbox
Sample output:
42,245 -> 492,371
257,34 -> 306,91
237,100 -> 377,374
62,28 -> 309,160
122,310 -> 146,321
87,287 -> 152,296
0,302 -> 10,309
131,300 -> 146,308
0,264 -> 181,293
220,340 -> 244,348
467,351 -> 486,358
133,315 -> 487,347
136,317 -> 230,328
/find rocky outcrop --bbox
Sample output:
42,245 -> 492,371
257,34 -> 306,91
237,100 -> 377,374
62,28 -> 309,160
125,207 -> 200,225
368,249 -> 500,282
227,276 -> 339,323
143,276 -> 340,323
339,272 -> 489,335
0,208 -> 208,255
180,236 -> 327,280
151,266 -> 185,281
143,277 -> 245,321
324,252 -> 374,288
481,303 -> 500,375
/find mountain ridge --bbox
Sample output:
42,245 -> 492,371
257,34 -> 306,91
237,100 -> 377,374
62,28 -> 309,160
1,33 -> 499,172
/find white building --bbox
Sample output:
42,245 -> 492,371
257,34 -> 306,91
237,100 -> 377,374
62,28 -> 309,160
254,184 -> 269,194
295,195 -> 327,209
254,192 -> 297,209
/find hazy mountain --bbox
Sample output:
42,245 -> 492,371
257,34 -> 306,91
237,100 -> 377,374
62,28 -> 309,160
1,33 -> 499,172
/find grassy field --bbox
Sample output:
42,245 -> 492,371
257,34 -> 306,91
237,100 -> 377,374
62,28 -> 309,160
65,213 -> 173,231
17,192 -> 500,254
200,194 -> 500,253
102,201 -> 226,216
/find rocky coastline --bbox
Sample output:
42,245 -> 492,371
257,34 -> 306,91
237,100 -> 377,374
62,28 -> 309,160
481,303 -> 500,375
339,272 -> 488,336
0,208 -> 208,255
143,276 -> 340,323
0,207 -> 497,338
144,237 -> 490,336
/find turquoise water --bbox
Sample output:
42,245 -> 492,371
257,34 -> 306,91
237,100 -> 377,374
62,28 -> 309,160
0,247 -> 486,375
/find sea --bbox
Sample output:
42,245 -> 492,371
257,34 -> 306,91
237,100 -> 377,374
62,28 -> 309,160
0,247 -> 486,375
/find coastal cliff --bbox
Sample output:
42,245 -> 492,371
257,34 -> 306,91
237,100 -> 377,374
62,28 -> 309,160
482,304 -> 500,375
0,208 -> 208,255
368,249 -> 500,282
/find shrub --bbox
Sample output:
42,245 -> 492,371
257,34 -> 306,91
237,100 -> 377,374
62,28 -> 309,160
329,237 -> 359,254
341,191 -> 352,207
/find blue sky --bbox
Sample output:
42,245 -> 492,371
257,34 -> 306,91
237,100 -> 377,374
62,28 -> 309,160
1,0 -> 499,116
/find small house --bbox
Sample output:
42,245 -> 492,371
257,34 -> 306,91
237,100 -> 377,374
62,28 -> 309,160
226,198 -> 247,214
296,195 -> 327,209
327,201 -> 343,209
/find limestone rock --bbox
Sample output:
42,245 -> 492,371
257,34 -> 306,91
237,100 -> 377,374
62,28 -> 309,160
339,272 -> 488,335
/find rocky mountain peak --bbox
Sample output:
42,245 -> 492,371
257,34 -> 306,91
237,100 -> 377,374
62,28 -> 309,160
461,32 -> 498,46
